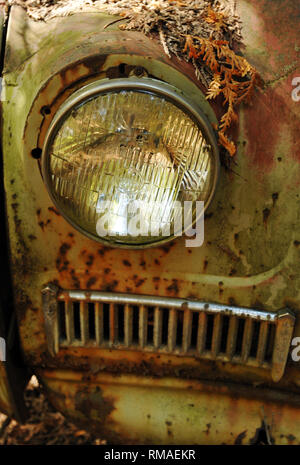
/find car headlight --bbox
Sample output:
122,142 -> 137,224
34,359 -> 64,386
42,78 -> 219,248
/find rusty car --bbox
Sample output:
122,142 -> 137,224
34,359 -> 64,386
0,0 -> 300,444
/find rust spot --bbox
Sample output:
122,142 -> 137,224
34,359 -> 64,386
294,240 -> 300,247
228,297 -> 236,306
272,192 -> 279,207
28,234 -> 37,241
85,254 -> 94,266
70,269 -> 80,289
104,281 -> 118,292
244,88 -> 289,173
86,276 -> 97,289
14,288 -> 36,323
234,430 -> 247,445
60,243 -> 71,256
97,245 -> 113,256
123,260 -> 131,267
38,219 -> 51,231
159,241 -> 175,255
203,260 -> 208,272
286,434 -> 296,443
75,386 -> 115,419
55,242 -> 71,272
140,259 -> 146,269
48,206 -> 61,216
166,279 -> 179,295
204,423 -> 211,435
135,278 -> 145,288
263,207 -> 271,225
154,259 -> 160,266
104,268 -> 111,275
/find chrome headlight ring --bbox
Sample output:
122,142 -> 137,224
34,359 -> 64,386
41,77 -> 220,248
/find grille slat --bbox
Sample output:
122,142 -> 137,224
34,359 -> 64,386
182,310 -> 192,353
241,318 -> 253,363
43,285 -> 295,382
139,305 -> 147,348
109,303 -> 118,345
256,321 -> 269,364
226,316 -> 238,360
168,308 -> 177,352
211,313 -> 222,358
197,312 -> 207,354
65,300 -> 75,345
95,302 -> 103,345
80,301 -> 89,345
153,307 -> 162,349
124,304 -> 133,347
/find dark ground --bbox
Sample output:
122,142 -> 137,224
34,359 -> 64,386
0,376 -> 106,445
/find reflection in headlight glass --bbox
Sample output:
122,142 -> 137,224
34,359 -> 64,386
48,90 -> 215,246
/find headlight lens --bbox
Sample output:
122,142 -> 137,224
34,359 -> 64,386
42,78 -> 219,248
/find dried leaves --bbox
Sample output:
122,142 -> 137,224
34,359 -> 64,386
101,0 -> 258,157
183,34 -> 258,156
11,0 -> 258,156
205,5 -> 227,31
0,377 -> 106,445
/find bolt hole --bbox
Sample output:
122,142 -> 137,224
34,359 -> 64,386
31,148 -> 42,159
134,66 -> 145,77
40,106 -> 51,116
118,63 -> 126,74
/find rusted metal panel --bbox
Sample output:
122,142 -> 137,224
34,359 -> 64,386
1,0 -> 300,442
40,369 -> 300,445
0,4 -> 29,422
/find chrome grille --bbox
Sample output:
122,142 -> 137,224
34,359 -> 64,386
42,285 -> 295,382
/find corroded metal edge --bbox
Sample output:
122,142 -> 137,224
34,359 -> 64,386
41,283 -> 59,356
271,309 -> 296,382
